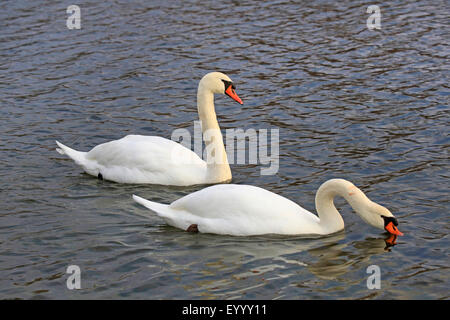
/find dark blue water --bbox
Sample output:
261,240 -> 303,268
0,0 -> 448,299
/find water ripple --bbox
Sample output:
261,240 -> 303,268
0,0 -> 448,299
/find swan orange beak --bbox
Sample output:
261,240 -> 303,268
225,85 -> 243,105
385,221 -> 404,236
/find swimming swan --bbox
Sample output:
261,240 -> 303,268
55,72 -> 243,185
132,179 -> 404,237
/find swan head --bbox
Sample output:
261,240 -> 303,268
340,180 -> 404,236
363,202 -> 404,236
199,72 -> 243,104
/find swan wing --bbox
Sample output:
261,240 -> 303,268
165,184 -> 321,235
84,135 -> 206,185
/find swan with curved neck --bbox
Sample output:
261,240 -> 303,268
55,72 -> 243,185
133,179 -> 404,236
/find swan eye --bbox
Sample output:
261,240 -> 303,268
381,216 -> 398,227
221,79 -> 234,92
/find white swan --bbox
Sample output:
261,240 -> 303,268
55,72 -> 243,185
132,179 -> 404,237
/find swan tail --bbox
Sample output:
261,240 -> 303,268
55,141 -> 87,166
132,195 -> 171,216
133,195 -> 199,231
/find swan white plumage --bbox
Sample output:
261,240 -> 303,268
55,72 -> 243,185
132,179 -> 404,237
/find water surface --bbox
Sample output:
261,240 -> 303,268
0,0 -> 448,299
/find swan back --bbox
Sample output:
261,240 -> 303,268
168,184 -> 321,236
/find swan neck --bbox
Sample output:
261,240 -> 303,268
315,179 -> 371,234
197,87 -> 218,131
197,84 -> 231,183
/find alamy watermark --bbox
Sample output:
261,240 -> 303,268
66,5 -> 81,30
367,5 -> 381,30
366,265 -> 381,289
171,121 -> 279,175
67,5 -> 382,31
66,265 -> 81,290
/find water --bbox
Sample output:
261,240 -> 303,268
0,0 -> 448,299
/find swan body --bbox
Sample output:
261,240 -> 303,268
55,72 -> 243,185
132,179 -> 404,237
56,135 -> 206,185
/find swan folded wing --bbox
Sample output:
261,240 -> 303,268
169,184 -> 321,235
85,135 -> 206,184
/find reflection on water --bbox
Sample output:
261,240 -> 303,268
308,236 -> 393,280
127,231 -> 401,299
0,0 -> 448,299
